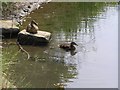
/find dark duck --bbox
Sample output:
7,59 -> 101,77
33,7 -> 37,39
26,20 -> 39,34
59,42 -> 78,51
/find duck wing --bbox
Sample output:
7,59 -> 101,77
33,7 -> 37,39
59,44 -> 71,49
26,24 -> 31,32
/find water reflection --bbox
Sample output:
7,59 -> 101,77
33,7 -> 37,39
2,2 -> 117,88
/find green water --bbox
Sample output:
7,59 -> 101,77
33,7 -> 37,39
2,2 -> 118,88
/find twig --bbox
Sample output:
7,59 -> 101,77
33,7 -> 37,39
16,42 -> 30,60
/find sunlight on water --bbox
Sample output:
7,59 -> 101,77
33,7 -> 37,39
65,6 -> 118,88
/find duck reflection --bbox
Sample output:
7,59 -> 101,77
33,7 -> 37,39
70,50 -> 77,56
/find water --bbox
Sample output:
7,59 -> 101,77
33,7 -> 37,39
2,2 -> 118,88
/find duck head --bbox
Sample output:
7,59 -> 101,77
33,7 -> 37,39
30,20 -> 39,30
31,20 -> 38,26
71,42 -> 78,46
70,42 -> 78,50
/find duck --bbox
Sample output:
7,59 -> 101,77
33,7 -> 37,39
59,42 -> 78,51
26,20 -> 39,34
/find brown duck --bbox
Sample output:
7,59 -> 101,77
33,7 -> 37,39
59,42 -> 78,51
26,20 -> 39,34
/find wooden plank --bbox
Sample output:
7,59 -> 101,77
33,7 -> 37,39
0,20 -> 20,38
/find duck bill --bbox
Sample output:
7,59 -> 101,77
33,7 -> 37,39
74,43 -> 78,46
75,44 -> 78,46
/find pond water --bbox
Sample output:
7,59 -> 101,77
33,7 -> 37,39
2,2 -> 118,88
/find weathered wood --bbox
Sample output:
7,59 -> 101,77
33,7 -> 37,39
0,20 -> 20,38
17,29 -> 51,45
